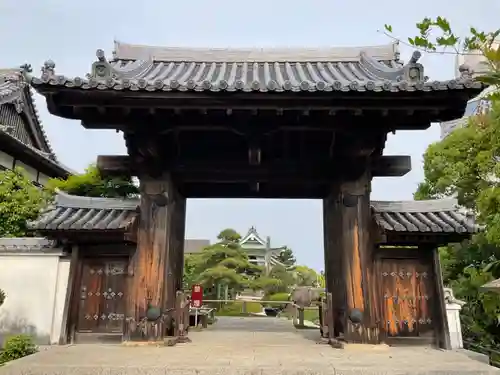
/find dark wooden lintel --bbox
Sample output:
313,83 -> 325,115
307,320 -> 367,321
371,155 -> 411,177
97,155 -> 411,180
376,232 -> 471,246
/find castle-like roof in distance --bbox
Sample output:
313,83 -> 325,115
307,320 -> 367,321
30,192 -> 480,237
0,67 -> 72,177
0,68 -> 54,156
29,41 -> 483,94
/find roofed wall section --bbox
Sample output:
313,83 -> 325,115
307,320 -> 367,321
29,192 -> 480,246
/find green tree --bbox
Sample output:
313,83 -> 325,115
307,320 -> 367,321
183,254 -> 198,290
277,246 -> 296,267
48,164 -> 139,199
0,168 -> 50,237
188,229 -> 262,298
293,265 -> 319,287
384,19 -> 500,347
217,228 -> 242,244
259,264 -> 295,295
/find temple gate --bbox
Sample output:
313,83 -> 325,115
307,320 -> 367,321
29,41 -> 483,347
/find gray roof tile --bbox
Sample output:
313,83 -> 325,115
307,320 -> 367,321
371,198 -> 480,234
31,192 -> 479,237
30,41 -> 483,94
0,237 -> 56,252
0,68 -> 55,155
184,239 -> 210,254
30,191 -> 139,231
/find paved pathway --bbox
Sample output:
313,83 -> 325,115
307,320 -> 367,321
1,317 -> 499,375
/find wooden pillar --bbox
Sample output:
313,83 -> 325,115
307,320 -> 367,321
125,175 -> 181,340
60,244 -> 80,344
323,171 -> 379,344
165,190 -> 187,308
172,197 -> 186,293
431,246 -> 452,350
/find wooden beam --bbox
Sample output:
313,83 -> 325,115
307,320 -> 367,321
97,155 -> 412,180
97,155 -> 135,176
371,155 -> 411,177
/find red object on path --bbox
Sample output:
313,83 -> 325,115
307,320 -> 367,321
191,284 -> 203,308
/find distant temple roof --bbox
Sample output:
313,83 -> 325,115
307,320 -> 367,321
29,192 -> 480,246
240,226 -> 267,246
0,67 -> 72,177
29,41 -> 483,94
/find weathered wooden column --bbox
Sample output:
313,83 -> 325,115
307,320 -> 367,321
323,170 -> 380,344
165,189 -> 187,309
125,174 -> 183,340
430,246 -> 452,350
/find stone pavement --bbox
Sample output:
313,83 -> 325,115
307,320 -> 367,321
1,317 -> 499,375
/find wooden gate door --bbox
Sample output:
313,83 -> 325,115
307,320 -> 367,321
77,259 -> 127,334
379,257 -> 435,339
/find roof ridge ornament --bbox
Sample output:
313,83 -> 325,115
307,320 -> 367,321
90,49 -> 114,80
41,60 -> 56,81
458,63 -> 473,79
402,51 -> 425,83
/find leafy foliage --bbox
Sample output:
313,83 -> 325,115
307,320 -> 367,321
183,228 -> 320,302
383,18 -> 500,349
0,164 -> 139,238
293,265 -> 319,287
277,247 -> 296,267
0,335 -> 38,363
0,289 -> 5,307
47,165 -> 139,199
317,271 -> 326,289
262,292 -> 290,309
217,301 -> 262,316
186,229 -> 263,296
383,18 -> 500,93
257,264 -> 296,295
183,254 -> 198,290
0,168 -> 50,237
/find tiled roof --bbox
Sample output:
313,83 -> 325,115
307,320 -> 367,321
30,41 -> 483,94
31,193 -> 479,239
371,198 -> 480,234
0,68 -> 56,158
0,237 -> 56,252
30,191 -> 138,232
184,239 -> 210,254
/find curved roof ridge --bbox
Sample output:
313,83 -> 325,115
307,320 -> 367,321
54,189 -> 139,210
113,40 -> 400,63
371,198 -> 459,213
0,67 -> 57,160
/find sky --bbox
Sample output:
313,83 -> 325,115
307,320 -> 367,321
0,0 -> 497,271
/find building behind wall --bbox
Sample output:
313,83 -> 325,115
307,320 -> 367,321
0,67 -> 72,184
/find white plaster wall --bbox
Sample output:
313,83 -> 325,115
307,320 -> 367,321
0,250 -> 69,345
